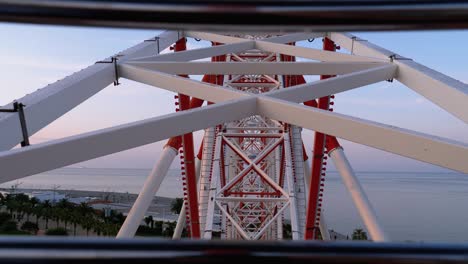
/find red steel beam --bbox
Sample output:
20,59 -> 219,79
304,37 -> 336,240
174,38 -> 201,238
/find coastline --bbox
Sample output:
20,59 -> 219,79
0,188 -> 178,221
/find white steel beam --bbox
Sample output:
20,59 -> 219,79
215,201 -> 250,240
0,98 -> 257,182
318,213 -> 331,241
257,97 -> 468,173
119,64 -> 248,103
184,32 -> 326,45
329,147 -> 389,242
126,61 -> 386,75
130,41 -> 255,62
228,83 -> 278,88
220,136 -> 290,198
267,64 -> 397,103
283,131 -> 301,240
330,33 -> 468,123
253,202 -> 290,240
263,33 -> 326,44
204,133 -> 222,239
0,30 -> 179,151
255,40 -> 385,62
173,158 -> 202,239
184,31 -> 247,44
117,145 -> 178,238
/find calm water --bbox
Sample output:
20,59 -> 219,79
1,168 -> 467,242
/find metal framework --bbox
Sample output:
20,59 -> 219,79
0,30 -> 467,242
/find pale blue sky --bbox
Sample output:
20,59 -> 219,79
0,23 -> 467,172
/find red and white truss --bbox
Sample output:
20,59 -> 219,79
0,31 -> 466,242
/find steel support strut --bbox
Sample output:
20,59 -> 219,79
305,37 -> 336,240
117,143 -> 178,238
174,38 -> 201,238
328,144 -> 389,242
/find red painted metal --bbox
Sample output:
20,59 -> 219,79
166,136 -> 182,150
304,37 -> 336,240
174,38 -> 201,238
325,135 -> 341,154
279,145 -> 285,188
170,40 -> 227,238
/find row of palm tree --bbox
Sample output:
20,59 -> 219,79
0,192 -> 122,236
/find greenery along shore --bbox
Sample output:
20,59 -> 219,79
0,193 -> 368,240
0,192 -> 180,237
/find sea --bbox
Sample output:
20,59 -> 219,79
1,168 -> 467,242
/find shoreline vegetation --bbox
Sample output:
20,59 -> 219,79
0,188 -> 366,240
0,189 -> 181,237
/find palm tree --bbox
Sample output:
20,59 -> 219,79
42,200 -> 52,229
0,192 -> 4,205
171,198 -> 184,215
78,202 -> 94,216
352,228 -> 368,240
70,211 -> 79,236
5,198 -> 18,216
28,197 -> 40,225
82,218 -> 93,237
144,215 -> 154,228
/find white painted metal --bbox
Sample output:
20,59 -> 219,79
198,127 -> 217,234
267,64 -> 397,103
318,211 -> 331,241
131,41 -> 255,62
172,158 -> 202,239
117,145 -> 178,238
215,201 -> 251,240
329,32 -> 468,123
263,32 -> 326,44
185,31 -> 247,44
0,31 -> 466,243
328,147 -> 389,242
0,30 -> 179,151
185,32 -> 324,45
219,137 -> 289,198
257,97 -> 468,173
255,40 -> 385,62
283,131 -> 301,240
290,126 -> 307,237
0,98 -> 257,182
252,202 -> 290,240
203,132 -> 222,239
125,61 -> 385,75
172,202 -> 186,239
119,64 -> 248,103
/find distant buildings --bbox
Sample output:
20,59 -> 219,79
27,191 -> 65,204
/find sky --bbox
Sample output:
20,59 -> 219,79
0,23 -> 467,172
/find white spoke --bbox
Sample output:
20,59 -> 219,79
130,41 -> 255,62
119,64 -> 248,103
330,32 -> 468,123
0,30 -> 179,151
0,98 -> 257,182
267,64 -> 396,103
262,33 -> 326,44
255,40 -> 385,62
126,61 -> 386,75
258,97 -> 468,173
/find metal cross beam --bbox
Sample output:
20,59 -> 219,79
0,31 -> 466,243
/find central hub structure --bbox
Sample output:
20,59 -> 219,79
199,48 -> 307,240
